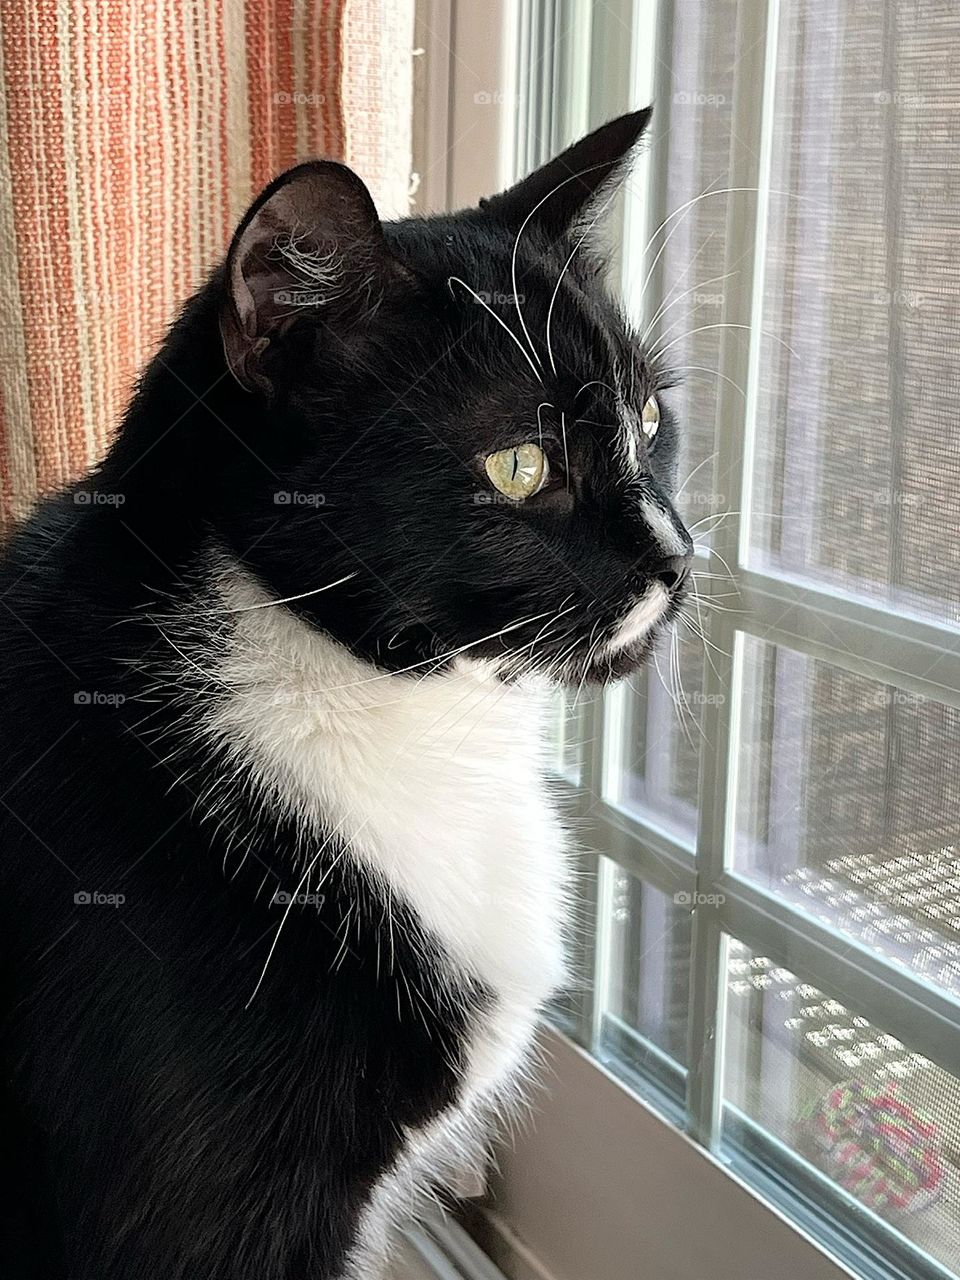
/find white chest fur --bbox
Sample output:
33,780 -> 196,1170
189,562 -> 570,1104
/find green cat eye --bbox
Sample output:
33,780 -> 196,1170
484,442 -> 549,500
641,394 -> 660,439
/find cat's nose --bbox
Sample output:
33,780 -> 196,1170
652,553 -> 692,594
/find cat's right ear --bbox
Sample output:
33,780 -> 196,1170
219,161 -> 403,393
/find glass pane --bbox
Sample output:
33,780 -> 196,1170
724,940 -> 960,1275
599,859 -> 692,1069
605,634 -> 704,845
748,0 -> 960,625
734,636 -> 960,1000
623,0 -> 738,531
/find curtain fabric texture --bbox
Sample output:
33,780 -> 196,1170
0,0 -> 414,528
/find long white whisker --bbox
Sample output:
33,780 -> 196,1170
668,364 -> 747,400
245,827 -> 356,1008
448,276 -> 543,384
508,160 -> 619,372
210,572 -> 357,614
638,183 -> 822,307
545,191 -> 617,376
653,321 -> 800,363
674,451 -> 718,500
641,269 -> 736,347
575,378 -> 619,402
536,401 -> 552,446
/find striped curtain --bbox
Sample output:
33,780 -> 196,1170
0,0 -> 415,528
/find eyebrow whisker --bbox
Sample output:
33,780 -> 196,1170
447,276 -> 543,385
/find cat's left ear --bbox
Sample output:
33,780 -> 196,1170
220,160 -> 402,393
480,107 -> 652,237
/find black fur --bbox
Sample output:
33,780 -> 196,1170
0,109 -> 691,1278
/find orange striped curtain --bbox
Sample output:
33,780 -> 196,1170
0,0 -> 415,528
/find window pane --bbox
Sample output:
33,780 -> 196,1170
605,637 -> 704,845
723,940 -> 960,1275
623,0 -> 737,530
747,0 -> 960,624
599,859 -> 692,1071
734,635 -> 960,1000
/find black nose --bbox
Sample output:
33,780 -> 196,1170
653,555 -> 692,593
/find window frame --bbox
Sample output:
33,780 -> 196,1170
510,2 -> 960,1279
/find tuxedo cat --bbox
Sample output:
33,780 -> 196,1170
0,108 -> 692,1279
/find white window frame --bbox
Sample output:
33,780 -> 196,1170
413,4 -> 960,1280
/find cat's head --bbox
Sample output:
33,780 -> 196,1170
214,108 -> 692,684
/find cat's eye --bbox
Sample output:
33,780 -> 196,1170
484,442 -> 549,500
641,395 -> 660,440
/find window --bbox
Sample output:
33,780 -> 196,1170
533,3 -> 960,1279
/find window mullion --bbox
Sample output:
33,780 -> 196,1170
685,0 -> 780,1149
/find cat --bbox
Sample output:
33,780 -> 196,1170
0,107 -> 692,1279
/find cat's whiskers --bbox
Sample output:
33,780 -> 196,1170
693,540 -> 737,586
246,820 -> 357,1007
523,597 -> 579,654
544,190 -> 617,376
536,401 -> 552,447
640,269 -> 735,348
508,160 -> 622,375
447,276 -> 542,384
669,365 -> 747,400
571,624 -> 608,709
638,182 -> 821,311
652,320 -> 799,364
207,572 -> 357,614
671,623 -> 706,746
674,451 -> 718,501
575,378 -> 619,404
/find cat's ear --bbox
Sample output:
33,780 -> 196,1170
480,107 -> 652,236
219,160 -> 400,393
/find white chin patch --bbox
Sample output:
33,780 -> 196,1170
605,582 -> 669,655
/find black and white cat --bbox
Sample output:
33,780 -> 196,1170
0,108 -> 692,1279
